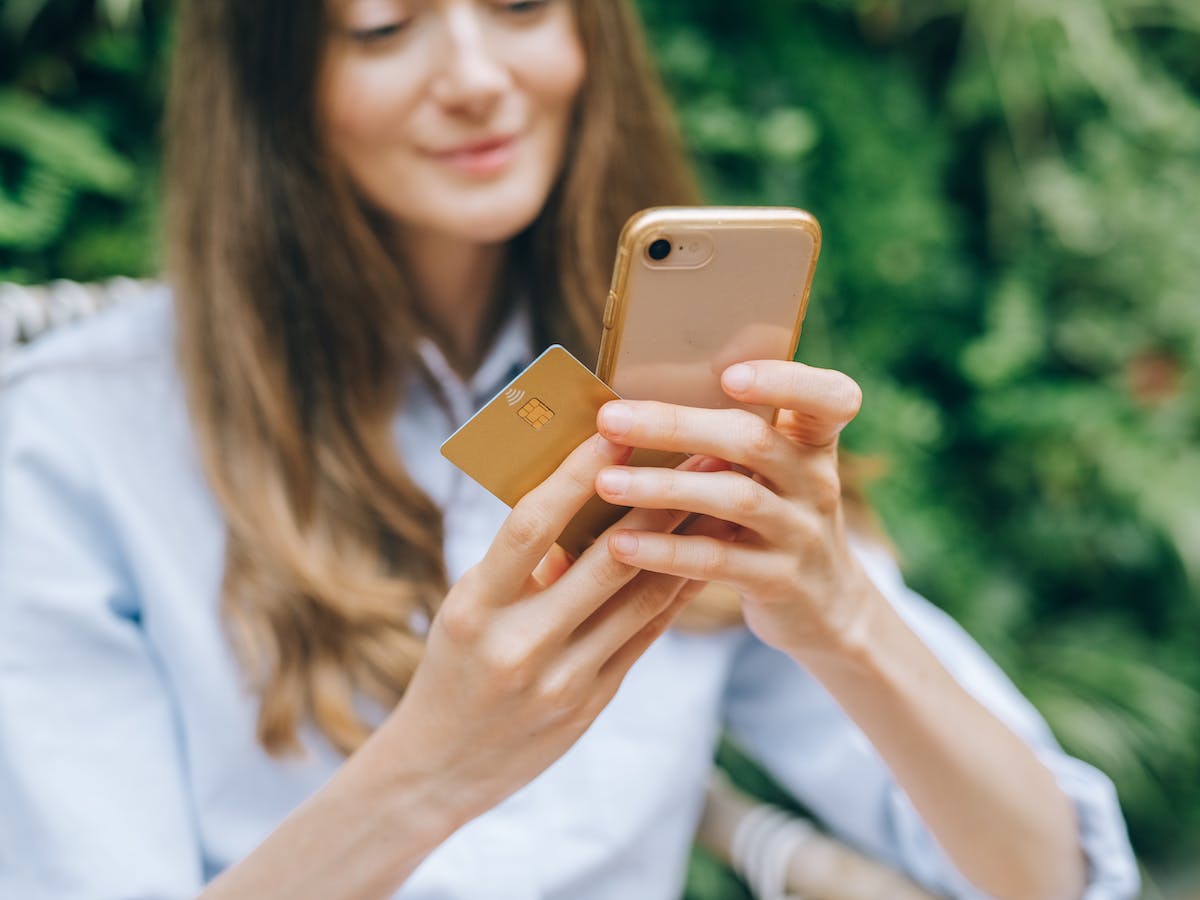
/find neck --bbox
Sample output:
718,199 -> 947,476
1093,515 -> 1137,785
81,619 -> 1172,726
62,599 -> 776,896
396,227 -> 508,377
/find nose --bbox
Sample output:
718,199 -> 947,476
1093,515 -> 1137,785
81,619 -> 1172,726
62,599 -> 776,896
430,5 -> 510,117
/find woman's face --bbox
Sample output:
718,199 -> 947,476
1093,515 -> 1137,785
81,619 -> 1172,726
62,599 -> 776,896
321,0 -> 586,246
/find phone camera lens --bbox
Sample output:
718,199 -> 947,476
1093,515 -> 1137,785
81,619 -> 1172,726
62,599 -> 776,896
647,238 -> 671,261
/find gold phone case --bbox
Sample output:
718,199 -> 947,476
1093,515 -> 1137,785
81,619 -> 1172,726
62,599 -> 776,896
440,345 -> 634,556
596,207 -> 821,419
595,207 -> 821,610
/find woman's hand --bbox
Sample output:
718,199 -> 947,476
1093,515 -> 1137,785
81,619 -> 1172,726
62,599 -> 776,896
377,434 -> 709,833
201,440 -> 713,900
590,362 -> 1091,900
592,360 -> 879,661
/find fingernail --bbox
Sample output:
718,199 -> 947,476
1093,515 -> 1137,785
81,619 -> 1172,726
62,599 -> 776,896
596,468 -> 632,496
695,456 -> 730,473
724,364 -> 753,394
600,402 -> 633,436
610,532 -> 639,556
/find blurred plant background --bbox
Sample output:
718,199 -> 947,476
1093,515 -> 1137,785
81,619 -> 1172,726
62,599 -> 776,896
3,0 -> 1198,895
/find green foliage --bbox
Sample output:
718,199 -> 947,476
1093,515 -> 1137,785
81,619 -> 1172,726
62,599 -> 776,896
2,0 -> 1198,890
0,89 -> 137,248
684,845 -> 751,900
636,0 -> 1200,885
0,0 -> 166,282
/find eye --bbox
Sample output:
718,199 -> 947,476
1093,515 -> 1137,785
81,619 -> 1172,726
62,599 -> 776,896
496,0 -> 552,15
347,20 -> 412,44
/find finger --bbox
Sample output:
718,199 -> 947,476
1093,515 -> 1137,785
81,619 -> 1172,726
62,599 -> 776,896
532,544 -> 573,589
678,509 -> 741,542
516,453 -> 720,628
606,530 -> 785,594
568,567 -> 689,668
549,502 -> 690,631
596,579 -> 707,683
595,467 -> 792,539
721,360 -> 862,447
480,434 -> 630,601
525,455 -> 729,628
597,401 -> 794,485
676,453 -> 732,474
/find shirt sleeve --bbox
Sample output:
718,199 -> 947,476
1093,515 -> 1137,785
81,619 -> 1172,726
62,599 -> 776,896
0,371 -> 203,899
720,541 -> 1140,900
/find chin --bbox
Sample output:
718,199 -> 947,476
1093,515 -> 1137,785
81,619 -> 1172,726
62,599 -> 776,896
454,211 -> 541,245
432,188 -> 552,245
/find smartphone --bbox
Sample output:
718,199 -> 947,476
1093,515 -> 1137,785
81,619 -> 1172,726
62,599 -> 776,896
596,207 -> 821,419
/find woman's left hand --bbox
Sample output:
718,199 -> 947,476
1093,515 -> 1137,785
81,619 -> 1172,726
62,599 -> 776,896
594,360 -> 881,660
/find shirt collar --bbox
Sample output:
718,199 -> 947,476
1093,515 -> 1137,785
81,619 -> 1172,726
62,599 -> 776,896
413,299 -> 535,422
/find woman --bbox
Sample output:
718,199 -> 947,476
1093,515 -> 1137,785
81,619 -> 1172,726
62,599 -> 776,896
0,1 -> 1138,898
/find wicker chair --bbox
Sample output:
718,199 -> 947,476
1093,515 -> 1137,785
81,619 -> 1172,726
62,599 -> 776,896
0,278 -> 937,900
0,276 -> 159,366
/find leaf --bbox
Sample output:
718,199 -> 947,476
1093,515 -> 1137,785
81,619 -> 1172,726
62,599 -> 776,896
97,0 -> 144,29
0,0 -> 53,41
0,90 -> 136,197
758,107 -> 820,161
961,276 -> 1047,386
0,165 -> 72,250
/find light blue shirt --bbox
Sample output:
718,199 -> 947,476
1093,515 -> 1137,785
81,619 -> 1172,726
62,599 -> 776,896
0,290 -> 1139,898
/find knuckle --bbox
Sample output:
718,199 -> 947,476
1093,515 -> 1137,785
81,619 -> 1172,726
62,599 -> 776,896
660,537 -> 683,573
437,592 -> 483,646
659,470 -> 686,507
697,540 -> 728,581
631,580 -> 671,622
505,503 -> 553,554
785,365 -> 809,397
743,414 -> 776,460
780,502 -> 810,538
810,464 -> 843,515
663,404 -> 686,446
563,450 -> 598,495
482,641 -> 535,695
536,668 -> 586,714
729,475 -> 764,518
591,551 -> 638,589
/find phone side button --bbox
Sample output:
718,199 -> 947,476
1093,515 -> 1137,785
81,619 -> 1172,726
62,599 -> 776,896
603,292 -> 618,329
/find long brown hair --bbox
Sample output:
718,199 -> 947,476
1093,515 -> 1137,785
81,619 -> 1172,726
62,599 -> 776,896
166,0 -> 702,757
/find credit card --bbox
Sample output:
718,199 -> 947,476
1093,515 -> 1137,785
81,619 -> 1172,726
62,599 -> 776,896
441,345 -> 680,556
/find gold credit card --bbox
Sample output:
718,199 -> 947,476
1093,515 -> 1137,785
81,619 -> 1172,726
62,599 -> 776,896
441,345 -> 628,556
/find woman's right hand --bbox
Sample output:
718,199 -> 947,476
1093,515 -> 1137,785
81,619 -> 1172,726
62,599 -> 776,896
375,433 -> 703,831
198,436 -> 705,900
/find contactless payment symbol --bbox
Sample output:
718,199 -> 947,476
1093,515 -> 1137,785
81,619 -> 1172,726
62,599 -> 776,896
517,397 -> 555,430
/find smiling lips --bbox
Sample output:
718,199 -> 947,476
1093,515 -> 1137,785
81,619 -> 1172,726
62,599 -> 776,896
430,134 -> 519,177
